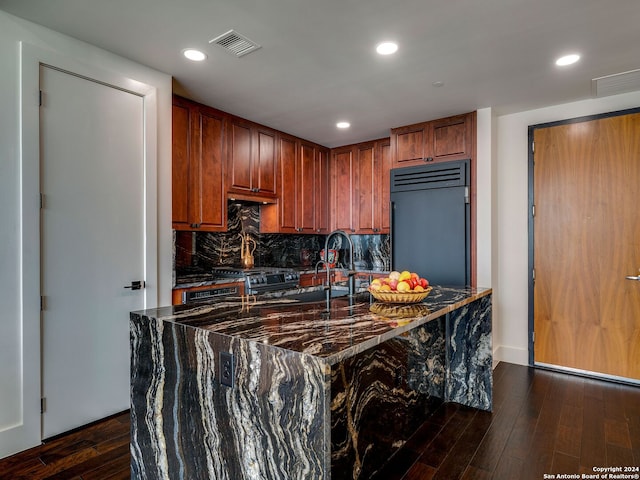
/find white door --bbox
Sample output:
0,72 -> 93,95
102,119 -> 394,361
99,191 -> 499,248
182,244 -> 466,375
40,65 -> 146,438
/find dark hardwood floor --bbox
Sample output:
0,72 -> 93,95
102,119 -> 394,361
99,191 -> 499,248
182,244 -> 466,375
1,362 -> 638,479
0,412 -> 130,480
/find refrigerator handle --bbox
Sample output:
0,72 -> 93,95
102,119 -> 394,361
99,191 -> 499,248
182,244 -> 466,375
389,200 -> 394,271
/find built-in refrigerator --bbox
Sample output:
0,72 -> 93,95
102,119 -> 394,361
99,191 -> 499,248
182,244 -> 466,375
390,160 -> 470,286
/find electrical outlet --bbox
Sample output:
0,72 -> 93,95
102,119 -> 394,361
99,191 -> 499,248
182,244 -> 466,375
219,352 -> 234,387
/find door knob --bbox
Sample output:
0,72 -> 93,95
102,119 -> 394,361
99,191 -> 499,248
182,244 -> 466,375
124,281 -> 145,290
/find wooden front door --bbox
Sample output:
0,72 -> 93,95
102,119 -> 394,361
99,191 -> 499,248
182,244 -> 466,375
532,110 -> 640,381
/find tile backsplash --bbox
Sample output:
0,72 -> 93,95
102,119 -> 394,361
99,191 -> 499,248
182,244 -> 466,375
174,203 -> 390,279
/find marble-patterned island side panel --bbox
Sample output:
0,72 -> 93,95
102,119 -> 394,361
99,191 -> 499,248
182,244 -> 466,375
331,317 -> 446,479
446,293 -> 493,411
130,314 -> 331,480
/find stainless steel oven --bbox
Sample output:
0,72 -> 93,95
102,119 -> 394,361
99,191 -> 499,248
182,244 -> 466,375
211,267 -> 300,295
181,285 -> 241,304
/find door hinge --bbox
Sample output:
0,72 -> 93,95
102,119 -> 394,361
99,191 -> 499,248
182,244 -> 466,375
531,141 -> 535,153
40,193 -> 44,209
464,186 -> 470,204
39,90 -> 43,107
532,332 -> 535,343
532,268 -> 536,283
532,204 -> 535,217
41,397 -> 46,414
40,295 -> 46,311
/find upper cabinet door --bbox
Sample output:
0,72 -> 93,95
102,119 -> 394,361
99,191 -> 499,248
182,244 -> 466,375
352,139 -> 391,234
172,100 -> 191,229
227,118 -> 278,198
228,119 -> 253,192
356,142 -> 376,233
172,96 -> 227,231
196,108 -> 226,230
377,139 -> 392,233
276,134 -> 298,232
314,147 -> 330,234
431,113 -> 473,162
331,146 -> 356,233
298,142 -> 317,232
391,124 -> 429,166
255,128 -> 277,195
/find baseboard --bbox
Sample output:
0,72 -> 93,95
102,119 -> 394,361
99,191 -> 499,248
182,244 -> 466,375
493,345 -> 528,368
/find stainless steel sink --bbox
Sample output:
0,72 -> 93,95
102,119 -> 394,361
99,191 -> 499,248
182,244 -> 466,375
278,285 -> 353,303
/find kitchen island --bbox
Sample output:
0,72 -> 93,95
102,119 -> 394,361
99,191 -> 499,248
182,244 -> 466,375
130,286 -> 492,479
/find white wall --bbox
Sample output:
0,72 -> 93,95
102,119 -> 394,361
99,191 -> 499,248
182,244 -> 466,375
475,108 -> 499,365
494,90 -> 640,365
0,10 -> 172,457
476,107 -> 496,289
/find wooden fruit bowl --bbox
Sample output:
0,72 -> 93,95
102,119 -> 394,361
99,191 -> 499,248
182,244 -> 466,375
367,286 -> 432,304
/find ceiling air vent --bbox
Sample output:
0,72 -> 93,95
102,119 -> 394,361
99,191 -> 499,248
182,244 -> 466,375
592,68 -> 640,97
209,30 -> 261,57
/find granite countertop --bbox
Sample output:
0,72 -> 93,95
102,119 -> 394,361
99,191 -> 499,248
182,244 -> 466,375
134,285 -> 491,365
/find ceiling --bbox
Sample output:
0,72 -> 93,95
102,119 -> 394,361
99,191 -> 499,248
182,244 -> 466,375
2,0 -> 639,147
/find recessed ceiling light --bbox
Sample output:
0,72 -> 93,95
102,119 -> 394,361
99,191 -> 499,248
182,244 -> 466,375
432,81 -> 445,87
183,49 -> 207,61
555,54 -> 580,66
336,121 -> 351,129
376,42 -> 398,55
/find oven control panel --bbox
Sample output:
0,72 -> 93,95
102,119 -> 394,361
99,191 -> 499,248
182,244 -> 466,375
171,281 -> 244,305
246,271 -> 300,293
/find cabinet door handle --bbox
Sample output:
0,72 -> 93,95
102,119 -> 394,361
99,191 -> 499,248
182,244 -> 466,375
425,157 -> 434,162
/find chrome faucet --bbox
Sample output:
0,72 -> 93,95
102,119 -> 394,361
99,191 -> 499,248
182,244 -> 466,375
323,229 -> 356,296
314,260 -> 328,285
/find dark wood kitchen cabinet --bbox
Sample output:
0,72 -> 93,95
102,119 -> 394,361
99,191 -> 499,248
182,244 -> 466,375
390,112 -> 475,168
314,147 -> 330,233
264,133 -> 297,233
356,139 -> 391,233
330,145 -> 357,233
227,117 -> 277,199
378,140 -> 392,232
172,95 -> 227,231
331,138 -> 390,234
262,136 -> 330,233
297,141 -> 317,232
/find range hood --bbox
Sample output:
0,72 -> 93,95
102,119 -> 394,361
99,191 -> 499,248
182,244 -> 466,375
227,192 -> 277,205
